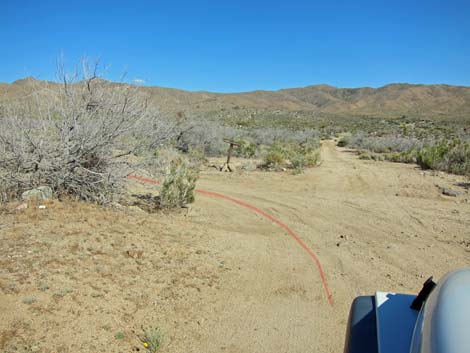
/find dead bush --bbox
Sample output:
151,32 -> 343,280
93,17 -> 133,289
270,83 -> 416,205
0,59 -> 164,204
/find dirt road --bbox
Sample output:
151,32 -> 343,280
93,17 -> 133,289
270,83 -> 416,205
1,141 -> 469,353
190,140 -> 469,353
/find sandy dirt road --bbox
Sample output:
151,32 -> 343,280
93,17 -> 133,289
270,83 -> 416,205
189,140 -> 469,353
1,141 -> 469,353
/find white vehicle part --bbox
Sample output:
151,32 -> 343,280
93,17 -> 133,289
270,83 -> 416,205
409,267 -> 470,353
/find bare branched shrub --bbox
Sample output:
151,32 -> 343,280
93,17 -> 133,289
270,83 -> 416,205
175,119 -> 321,160
345,133 -> 424,153
0,59 -> 157,204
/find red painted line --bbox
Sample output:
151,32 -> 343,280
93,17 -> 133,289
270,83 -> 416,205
128,174 -> 333,305
128,175 -> 161,185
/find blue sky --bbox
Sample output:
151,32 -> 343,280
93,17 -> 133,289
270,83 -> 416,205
1,0 -> 469,92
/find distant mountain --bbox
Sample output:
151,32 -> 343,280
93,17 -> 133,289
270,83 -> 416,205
1,78 -> 470,120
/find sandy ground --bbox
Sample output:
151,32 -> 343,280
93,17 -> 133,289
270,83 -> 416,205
1,141 -> 469,353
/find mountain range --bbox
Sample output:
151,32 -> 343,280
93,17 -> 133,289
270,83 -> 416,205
1,77 -> 470,120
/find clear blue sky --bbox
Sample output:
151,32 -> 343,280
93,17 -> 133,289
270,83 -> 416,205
1,0 -> 469,92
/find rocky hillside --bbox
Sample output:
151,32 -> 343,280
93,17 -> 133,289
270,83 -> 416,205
2,78 -> 470,120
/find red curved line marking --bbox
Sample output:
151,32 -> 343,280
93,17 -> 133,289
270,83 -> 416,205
128,174 -> 333,305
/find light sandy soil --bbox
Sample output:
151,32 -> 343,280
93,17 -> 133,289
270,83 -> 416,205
1,141 -> 469,353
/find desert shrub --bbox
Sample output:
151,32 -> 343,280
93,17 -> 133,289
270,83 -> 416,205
304,149 -> 321,167
416,141 -> 470,176
151,147 -> 198,208
416,142 -> 450,170
141,327 -> 163,352
174,122 -> 240,156
291,149 -> 321,172
358,151 -> 372,160
262,138 -> 320,171
160,160 -> 198,208
337,133 -> 351,147
186,146 -> 207,164
249,127 -> 320,147
445,142 -> 470,175
263,142 -> 288,167
235,139 -> 257,158
385,150 -> 417,164
0,61 -> 153,204
350,135 -> 470,176
347,134 -> 423,153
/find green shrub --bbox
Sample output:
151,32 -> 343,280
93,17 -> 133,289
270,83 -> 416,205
385,150 -> 417,164
416,142 -> 450,170
445,142 -> 470,175
290,154 -> 307,170
152,147 -> 199,208
262,139 -> 320,171
159,156 -> 198,208
236,139 -> 258,158
390,140 -> 470,176
304,149 -> 321,167
141,327 -> 163,352
337,133 -> 351,147
263,142 -> 289,167
187,146 -> 207,164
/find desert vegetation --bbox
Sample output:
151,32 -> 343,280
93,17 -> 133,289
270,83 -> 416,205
0,61 -> 327,211
337,121 -> 470,177
0,60 -> 200,207
1,69 -> 469,353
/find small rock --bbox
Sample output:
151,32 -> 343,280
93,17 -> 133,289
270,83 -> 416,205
37,186 -> 53,199
440,187 -> 460,197
126,250 -> 144,259
15,203 -> 28,210
22,296 -> 37,304
127,206 -> 147,214
22,189 -> 43,201
112,203 -> 126,211
241,162 -> 258,171
21,186 -> 53,201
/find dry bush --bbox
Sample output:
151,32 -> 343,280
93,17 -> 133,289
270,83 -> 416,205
175,120 -> 321,160
0,59 -> 173,204
345,134 -> 424,153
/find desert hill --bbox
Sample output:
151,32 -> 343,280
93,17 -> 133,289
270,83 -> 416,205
1,78 -> 470,120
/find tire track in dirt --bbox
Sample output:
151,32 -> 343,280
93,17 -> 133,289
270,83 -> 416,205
129,140 -> 469,353
129,175 -> 333,306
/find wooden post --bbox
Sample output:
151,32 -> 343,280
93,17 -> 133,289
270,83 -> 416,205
221,138 -> 240,172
